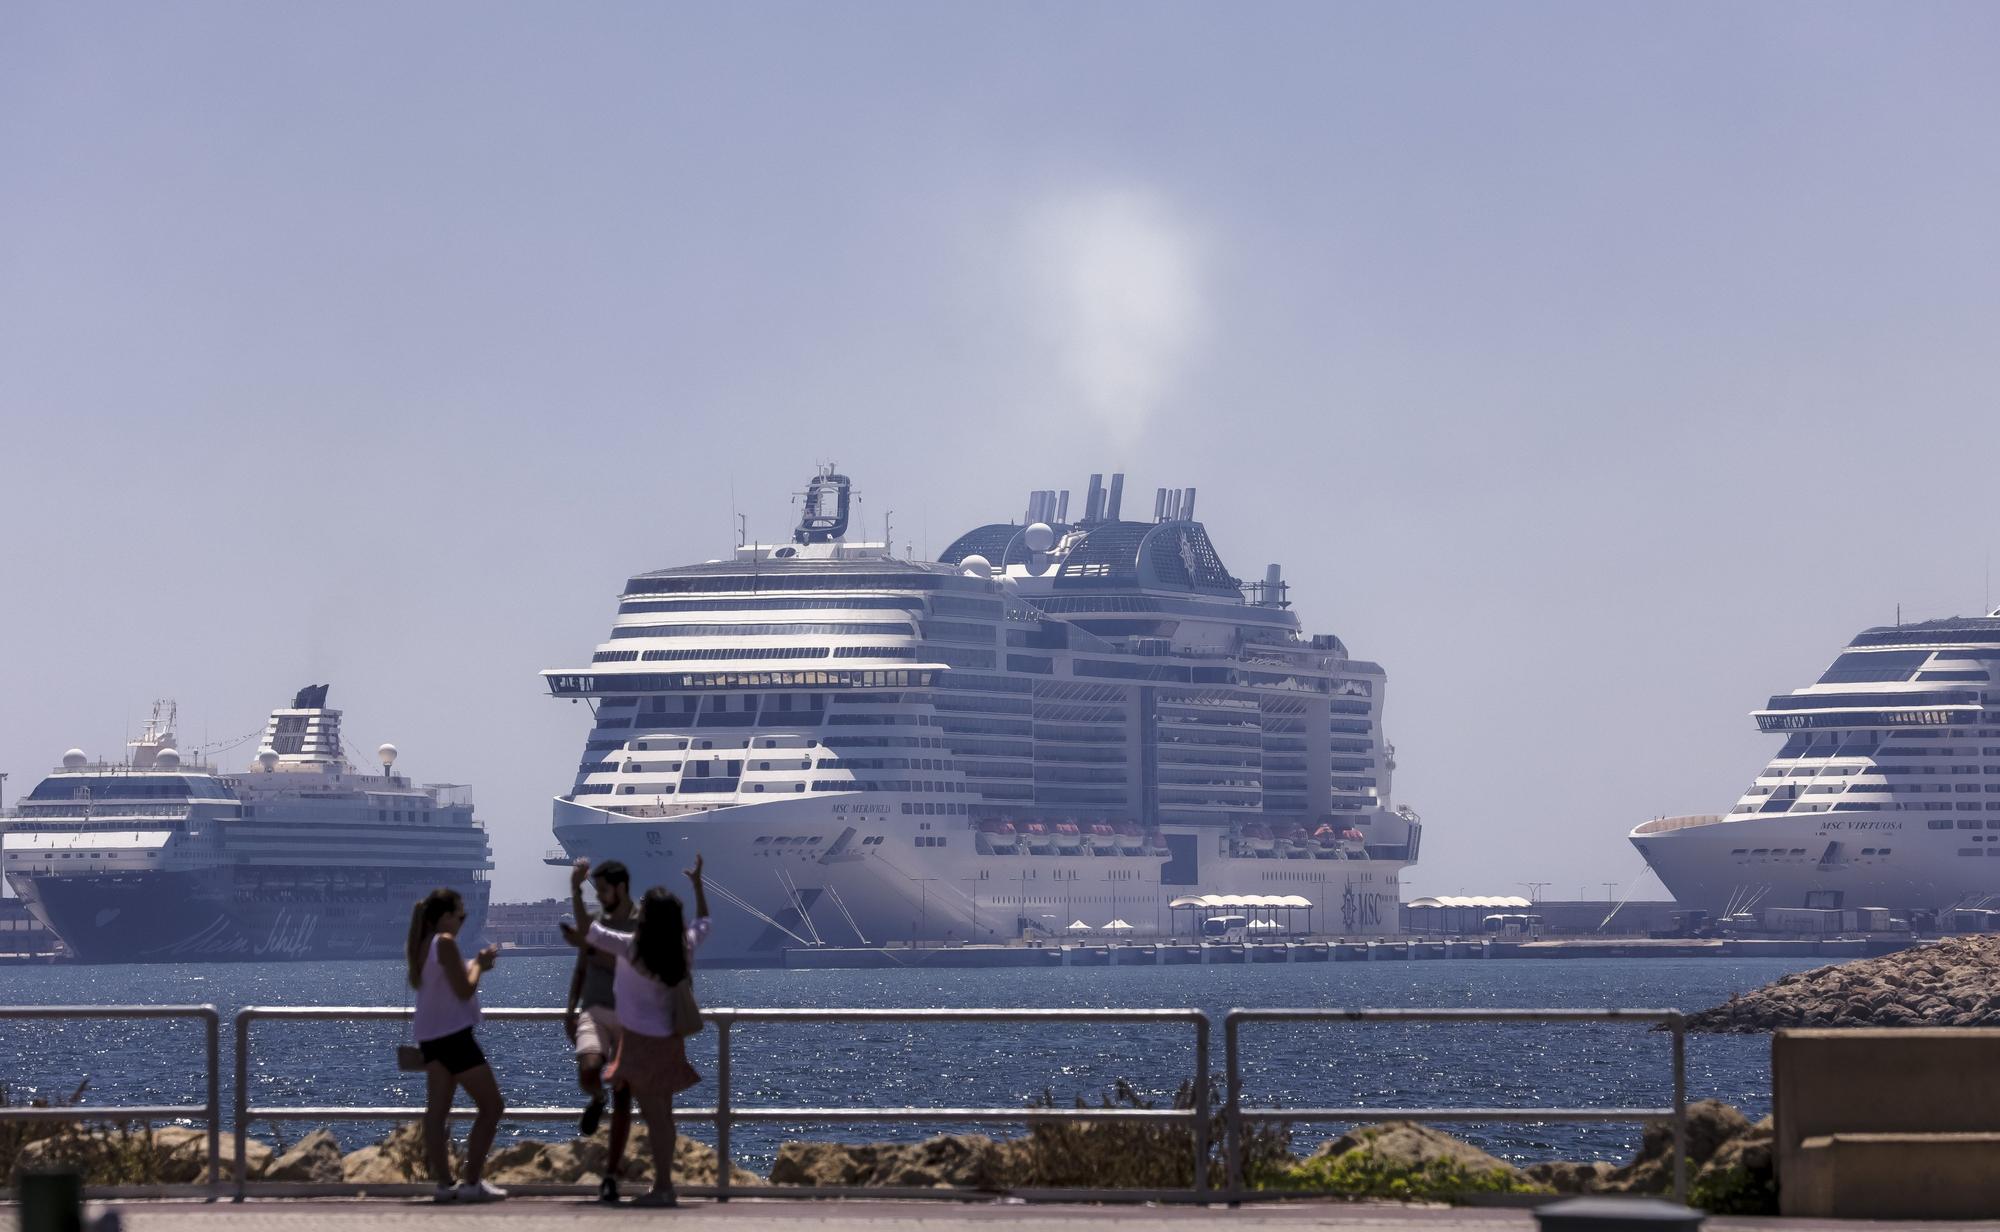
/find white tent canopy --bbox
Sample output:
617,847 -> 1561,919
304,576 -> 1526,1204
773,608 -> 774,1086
1101,919 -> 1134,932
1066,920 -> 1094,933
1167,893 -> 1313,909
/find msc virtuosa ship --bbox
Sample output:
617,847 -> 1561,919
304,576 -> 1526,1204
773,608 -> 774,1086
543,469 -> 1423,963
1632,613 -> 2000,919
1,688 -> 492,962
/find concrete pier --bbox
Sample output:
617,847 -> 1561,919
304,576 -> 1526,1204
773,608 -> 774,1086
780,935 -> 1924,969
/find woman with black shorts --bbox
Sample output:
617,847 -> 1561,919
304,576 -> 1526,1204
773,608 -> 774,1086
407,887 -> 507,1202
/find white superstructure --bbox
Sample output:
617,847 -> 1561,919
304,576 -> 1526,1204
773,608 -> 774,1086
543,470 -> 1423,963
1632,613 -> 2000,921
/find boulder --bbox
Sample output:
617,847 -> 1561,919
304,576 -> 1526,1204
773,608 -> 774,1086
485,1139 -> 576,1185
1690,1115 -> 1775,1215
264,1129 -> 344,1183
343,1121 -> 449,1185
156,1126 -> 273,1182
1304,1121 -> 1528,1184
1601,1099 -> 1749,1195
769,1134 -> 1029,1189
483,1128 -> 757,1188
1525,1160 -> 1614,1194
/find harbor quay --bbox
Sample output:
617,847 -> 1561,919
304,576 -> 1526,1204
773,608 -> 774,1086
777,937 -> 1921,969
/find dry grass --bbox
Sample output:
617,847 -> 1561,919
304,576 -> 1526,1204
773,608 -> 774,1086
1021,1078 -> 1294,1189
1,1080 -> 164,1185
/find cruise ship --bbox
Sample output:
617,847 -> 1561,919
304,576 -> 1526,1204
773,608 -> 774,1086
0,688 -> 492,962
543,469 -> 1422,964
1631,613 -> 2000,920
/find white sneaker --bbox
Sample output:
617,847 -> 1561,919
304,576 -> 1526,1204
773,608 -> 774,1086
456,1179 -> 509,1203
432,1184 -> 459,1203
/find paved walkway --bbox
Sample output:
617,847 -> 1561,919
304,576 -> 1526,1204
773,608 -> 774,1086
84,1198 -> 2000,1232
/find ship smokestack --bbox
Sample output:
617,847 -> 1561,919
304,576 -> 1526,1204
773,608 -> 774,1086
1153,487 -> 1167,521
1182,486 -> 1197,521
1106,473 -> 1124,521
1084,473 -> 1104,522
1056,490 -> 1070,523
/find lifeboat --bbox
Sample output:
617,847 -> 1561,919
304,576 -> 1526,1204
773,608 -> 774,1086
1144,830 -> 1170,855
1341,828 -> 1366,843
1021,821 -> 1055,854
1239,823 -> 1276,856
1114,822 -> 1146,854
1311,824 -> 1342,859
1085,822 -> 1118,854
1053,821 -> 1083,853
979,819 -> 1020,853
1278,825 -> 1311,859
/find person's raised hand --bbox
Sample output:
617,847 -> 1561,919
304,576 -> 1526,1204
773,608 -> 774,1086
684,853 -> 704,882
571,856 -> 591,889
475,944 -> 499,970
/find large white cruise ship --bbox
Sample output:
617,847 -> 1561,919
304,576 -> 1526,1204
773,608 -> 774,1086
1,687 -> 492,961
543,469 -> 1423,964
1632,613 -> 2000,920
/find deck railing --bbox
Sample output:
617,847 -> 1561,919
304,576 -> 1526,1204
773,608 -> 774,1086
232,1005 -> 1211,1202
0,1005 -> 222,1199
1,1001 -> 1694,1206
1222,1007 -> 1689,1204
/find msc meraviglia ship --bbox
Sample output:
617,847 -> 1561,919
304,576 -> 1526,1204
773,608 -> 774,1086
1632,613 -> 2000,919
543,469 -> 1423,964
0,688 -> 492,962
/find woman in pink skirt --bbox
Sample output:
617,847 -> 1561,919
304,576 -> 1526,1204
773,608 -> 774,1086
563,855 -> 710,1206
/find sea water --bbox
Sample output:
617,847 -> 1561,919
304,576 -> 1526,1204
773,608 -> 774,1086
0,955 -> 1810,1170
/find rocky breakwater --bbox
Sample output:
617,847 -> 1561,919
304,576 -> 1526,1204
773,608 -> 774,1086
1686,935 -> 2000,1031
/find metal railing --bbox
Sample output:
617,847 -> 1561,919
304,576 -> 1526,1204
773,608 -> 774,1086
1222,1007 -> 1689,1204
232,1005 -> 1211,1202
0,1005 -> 222,1199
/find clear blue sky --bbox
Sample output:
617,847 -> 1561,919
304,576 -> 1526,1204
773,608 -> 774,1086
5,4 -> 1999,902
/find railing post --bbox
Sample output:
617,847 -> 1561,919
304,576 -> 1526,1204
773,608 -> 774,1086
1670,1011 -> 1687,1206
1191,1012 -> 1210,1200
1223,1010 -> 1243,1205
204,1006 -> 221,1200
233,1008 -> 251,1202
715,1017 -> 732,1203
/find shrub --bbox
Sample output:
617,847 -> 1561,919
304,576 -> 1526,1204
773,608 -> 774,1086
1266,1149 -> 1546,1201
1690,1162 -> 1778,1215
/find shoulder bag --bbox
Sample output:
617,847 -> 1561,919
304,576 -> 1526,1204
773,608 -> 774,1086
671,945 -> 704,1037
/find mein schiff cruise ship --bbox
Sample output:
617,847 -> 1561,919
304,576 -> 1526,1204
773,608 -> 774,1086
544,470 -> 1422,963
1,687 -> 492,962
1632,613 -> 2000,920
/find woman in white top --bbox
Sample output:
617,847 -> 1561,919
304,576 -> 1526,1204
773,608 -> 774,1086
562,854 -> 711,1207
406,887 -> 507,1203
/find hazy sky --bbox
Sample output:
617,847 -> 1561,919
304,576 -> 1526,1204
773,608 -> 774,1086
6,4 -> 2000,903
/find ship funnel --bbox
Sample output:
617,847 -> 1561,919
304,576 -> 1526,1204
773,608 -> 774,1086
1105,473 -> 1125,521
1056,490 -> 1070,523
1084,473 -> 1104,523
1153,488 -> 1168,521
1182,486 -> 1196,521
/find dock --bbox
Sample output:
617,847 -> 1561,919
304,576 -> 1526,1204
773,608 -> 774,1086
782,936 -> 1922,968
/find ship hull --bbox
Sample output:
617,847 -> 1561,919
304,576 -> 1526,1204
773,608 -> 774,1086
552,795 -> 1406,965
1631,814 -> 1999,918
12,868 -> 490,963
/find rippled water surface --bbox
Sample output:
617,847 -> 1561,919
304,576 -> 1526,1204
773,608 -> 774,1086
1,955 -> 1810,1169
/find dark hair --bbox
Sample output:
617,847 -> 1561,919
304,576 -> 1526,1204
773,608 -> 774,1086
631,887 -> 689,986
590,860 -> 630,888
406,888 -> 464,989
